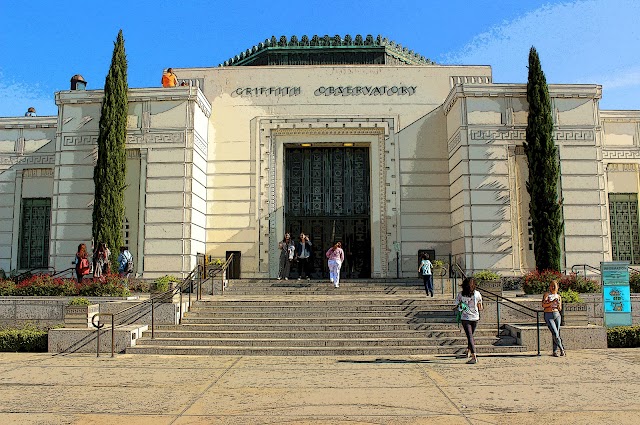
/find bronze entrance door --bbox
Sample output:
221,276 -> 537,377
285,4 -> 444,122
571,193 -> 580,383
285,147 -> 371,278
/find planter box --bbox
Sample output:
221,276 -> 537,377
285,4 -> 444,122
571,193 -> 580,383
151,290 -> 176,303
476,279 -> 503,298
562,303 -> 589,326
64,304 -> 99,328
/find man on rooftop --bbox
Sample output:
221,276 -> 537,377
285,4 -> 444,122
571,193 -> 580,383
161,68 -> 178,87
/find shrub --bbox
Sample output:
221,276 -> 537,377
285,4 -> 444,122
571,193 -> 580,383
559,273 -> 601,293
68,297 -> 91,306
77,274 -> 130,297
630,273 -> 640,293
608,325 -> 640,348
473,270 -> 501,281
0,279 -> 16,296
432,260 -> 444,269
559,288 -> 583,303
153,275 -> 181,292
0,269 -> 5,279
128,278 -> 151,293
523,270 -> 562,294
0,325 -> 48,352
13,275 -> 76,297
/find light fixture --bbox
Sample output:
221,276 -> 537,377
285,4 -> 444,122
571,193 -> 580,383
301,143 -> 312,147
343,143 -> 354,147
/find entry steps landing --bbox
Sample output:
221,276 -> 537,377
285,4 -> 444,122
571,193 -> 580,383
127,280 -> 524,356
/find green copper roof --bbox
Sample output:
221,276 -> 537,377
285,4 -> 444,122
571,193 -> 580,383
219,34 -> 435,67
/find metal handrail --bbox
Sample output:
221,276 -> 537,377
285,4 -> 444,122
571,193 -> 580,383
452,263 -> 543,356
49,267 -> 76,279
90,253 -> 236,355
572,263 -> 640,277
571,264 -> 602,277
13,266 -> 56,283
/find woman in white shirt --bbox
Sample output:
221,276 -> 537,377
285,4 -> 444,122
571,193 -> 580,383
455,277 -> 483,364
542,280 -> 565,357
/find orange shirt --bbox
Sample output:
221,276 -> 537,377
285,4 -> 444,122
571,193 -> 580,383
162,72 -> 177,87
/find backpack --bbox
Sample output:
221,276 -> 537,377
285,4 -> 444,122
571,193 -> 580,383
78,257 -> 91,275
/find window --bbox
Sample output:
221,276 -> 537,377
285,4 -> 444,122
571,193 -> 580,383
19,198 -> 51,269
609,193 -> 640,264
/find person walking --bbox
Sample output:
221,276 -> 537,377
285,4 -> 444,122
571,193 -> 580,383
418,253 -> 434,297
455,277 -> 483,364
117,246 -> 134,278
74,243 -> 91,283
92,242 -> 111,278
542,280 -> 566,357
277,233 -> 295,280
326,241 -> 345,288
295,232 -> 313,280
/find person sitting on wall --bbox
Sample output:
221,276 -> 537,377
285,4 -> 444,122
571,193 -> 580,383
161,68 -> 178,87
25,107 -> 36,117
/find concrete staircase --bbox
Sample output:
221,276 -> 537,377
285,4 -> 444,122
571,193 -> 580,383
127,280 -> 526,356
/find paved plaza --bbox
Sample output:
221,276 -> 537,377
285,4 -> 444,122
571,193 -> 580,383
0,349 -> 639,424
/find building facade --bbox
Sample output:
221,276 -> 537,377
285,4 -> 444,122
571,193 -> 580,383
1,36 -> 639,278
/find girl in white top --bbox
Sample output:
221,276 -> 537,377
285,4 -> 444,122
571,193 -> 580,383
455,277 -> 483,364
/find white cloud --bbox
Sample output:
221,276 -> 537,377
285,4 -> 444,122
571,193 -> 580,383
442,0 -> 640,109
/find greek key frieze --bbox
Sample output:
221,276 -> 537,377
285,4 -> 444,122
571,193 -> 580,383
603,150 -> 640,159
0,155 -> 55,165
555,130 -> 595,141
470,130 -> 526,141
126,132 -> 186,145
62,135 -> 98,146
469,129 -> 595,142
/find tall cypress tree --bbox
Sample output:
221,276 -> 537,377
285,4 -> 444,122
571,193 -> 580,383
92,30 -> 128,267
524,47 -> 563,272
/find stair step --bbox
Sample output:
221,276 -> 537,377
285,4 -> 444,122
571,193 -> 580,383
127,344 -> 526,356
142,329 -> 499,339
134,336 -> 506,347
183,311 -> 456,318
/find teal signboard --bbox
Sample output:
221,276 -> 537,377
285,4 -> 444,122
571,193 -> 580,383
601,261 -> 632,327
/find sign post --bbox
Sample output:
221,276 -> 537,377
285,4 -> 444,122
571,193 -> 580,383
601,261 -> 632,327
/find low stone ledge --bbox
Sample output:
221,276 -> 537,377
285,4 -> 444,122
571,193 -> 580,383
48,325 -> 148,354
504,323 -> 607,352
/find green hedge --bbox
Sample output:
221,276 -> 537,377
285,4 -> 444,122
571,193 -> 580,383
607,325 -> 640,348
0,327 -> 48,352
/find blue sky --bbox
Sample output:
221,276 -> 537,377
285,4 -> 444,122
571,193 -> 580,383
1,0 -> 639,116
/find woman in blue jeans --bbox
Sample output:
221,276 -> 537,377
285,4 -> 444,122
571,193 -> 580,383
542,280 -> 566,357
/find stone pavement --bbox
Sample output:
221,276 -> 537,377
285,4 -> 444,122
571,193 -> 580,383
0,349 -> 639,424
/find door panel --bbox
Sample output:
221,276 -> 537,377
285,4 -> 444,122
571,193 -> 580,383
285,147 -> 371,278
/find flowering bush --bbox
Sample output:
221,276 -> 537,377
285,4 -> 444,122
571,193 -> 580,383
523,269 -> 600,294
0,273 -> 129,297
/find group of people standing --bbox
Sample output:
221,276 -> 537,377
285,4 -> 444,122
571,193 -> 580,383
277,232 -> 345,288
73,243 -> 134,283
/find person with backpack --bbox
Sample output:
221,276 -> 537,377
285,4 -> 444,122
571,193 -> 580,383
117,246 -> 134,278
454,277 -> 483,364
74,243 -> 91,283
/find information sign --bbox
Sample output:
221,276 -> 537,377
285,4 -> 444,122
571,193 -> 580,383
601,261 -> 632,327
